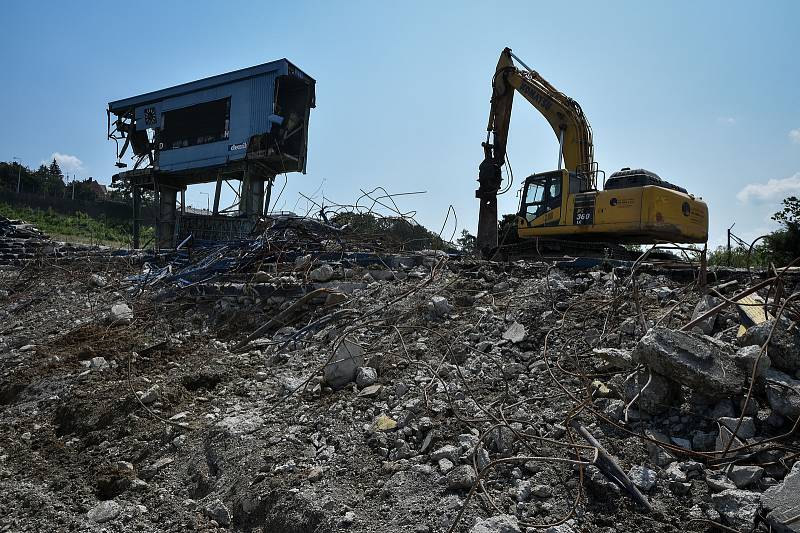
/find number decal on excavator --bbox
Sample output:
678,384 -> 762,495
574,208 -> 594,225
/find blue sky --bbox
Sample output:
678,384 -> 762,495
1,1 -> 798,248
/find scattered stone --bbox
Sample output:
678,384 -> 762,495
141,457 -> 173,480
692,430 -> 717,451
739,317 -> 800,374
706,470 -> 736,492
718,417 -> 756,440
438,458 -> 455,474
358,384 -> 382,397
628,465 -> 657,491
89,356 -> 108,369
309,264 -> 335,282
204,499 -> 231,527
730,344 -> 771,379
87,500 -> 121,523
726,465 -> 764,489
428,296 -> 453,318
764,369 -> 800,419
355,366 -> 378,388
109,302 -> 133,325
716,426 -> 744,453
89,273 -> 107,288
469,514 -> 521,533
623,370 -> 681,414
308,467 -> 324,482
711,489 -> 760,530
592,347 -> 634,369
431,445 -> 459,463
502,322 -> 526,344
323,338 -> 366,390
446,465 -> 476,491
691,295 -> 721,335
645,430 -> 675,466
373,413 -> 397,431
137,385 -> 159,405
531,484 -> 552,498
633,327 -> 744,399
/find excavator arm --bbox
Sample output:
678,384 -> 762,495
476,48 -> 595,253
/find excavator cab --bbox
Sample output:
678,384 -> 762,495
519,169 -> 591,227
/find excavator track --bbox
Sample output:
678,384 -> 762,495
488,237 -> 679,263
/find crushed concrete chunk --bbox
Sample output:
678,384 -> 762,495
633,327 -> 744,399
691,295 -> 721,335
502,322 -> 526,344
87,500 -> 121,523
470,514 -> 521,533
739,317 -> 800,374
711,489 -> 760,530
323,338 -> 365,390
764,368 -> 800,419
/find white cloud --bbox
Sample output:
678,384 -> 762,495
717,116 -> 736,126
42,152 -> 85,175
736,172 -> 800,203
790,129 -> 800,144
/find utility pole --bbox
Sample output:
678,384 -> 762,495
12,157 -> 22,193
72,174 -> 75,200
727,223 -> 735,266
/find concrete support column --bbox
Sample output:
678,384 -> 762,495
132,186 -> 141,249
238,169 -> 266,217
157,186 -> 178,250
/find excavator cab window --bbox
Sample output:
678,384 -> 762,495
547,180 -> 562,210
521,173 -> 561,222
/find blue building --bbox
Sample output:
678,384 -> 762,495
108,58 -> 315,248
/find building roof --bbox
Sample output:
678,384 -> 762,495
108,58 -> 313,113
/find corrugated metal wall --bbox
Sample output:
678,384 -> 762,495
249,72 -> 277,136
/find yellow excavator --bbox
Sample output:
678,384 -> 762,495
476,48 -> 708,257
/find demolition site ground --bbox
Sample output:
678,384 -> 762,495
1,215 -> 800,533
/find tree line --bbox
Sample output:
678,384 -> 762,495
0,159 -> 130,203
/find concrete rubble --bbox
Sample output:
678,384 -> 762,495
1,216 -> 799,532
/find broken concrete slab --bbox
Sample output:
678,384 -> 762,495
762,461 -> 800,532
633,327 -> 744,399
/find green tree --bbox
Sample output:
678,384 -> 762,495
456,229 -> 477,255
765,196 -> 800,265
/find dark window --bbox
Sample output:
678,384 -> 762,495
159,98 -> 230,150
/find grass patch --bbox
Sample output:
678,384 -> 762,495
0,203 -> 154,248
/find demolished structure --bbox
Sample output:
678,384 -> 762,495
107,59 -> 315,249
1,208 -> 799,532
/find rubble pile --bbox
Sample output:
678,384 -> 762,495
0,215 -> 125,266
1,221 -> 799,532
